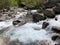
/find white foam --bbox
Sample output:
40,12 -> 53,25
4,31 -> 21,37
31,10 -> 37,14
47,16 -> 60,27
6,23 -> 51,43
0,20 -> 13,30
15,12 -> 27,19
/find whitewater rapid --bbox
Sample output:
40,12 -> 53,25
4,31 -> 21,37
0,11 -> 60,45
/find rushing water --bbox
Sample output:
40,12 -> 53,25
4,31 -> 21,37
0,11 -> 60,45
6,23 -> 51,43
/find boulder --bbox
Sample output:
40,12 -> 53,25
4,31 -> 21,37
39,0 -> 60,9
6,6 -> 10,11
8,13 -> 15,18
43,9 -> 55,18
13,19 -> 26,26
55,44 -> 60,45
13,20 -> 21,26
52,26 -> 60,33
39,1 -> 56,9
42,22 -> 49,29
48,0 -> 60,3
2,9 -> 8,12
52,35 -> 60,41
25,6 -> 35,10
18,2 -> 26,8
44,2 -> 56,8
39,40 -> 54,45
53,4 -> 60,14
32,13 -> 46,22
52,35 -> 60,44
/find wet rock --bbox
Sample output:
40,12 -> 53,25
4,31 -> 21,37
13,20 -> 21,26
42,22 -> 49,29
6,6 -> 10,11
45,2 -> 56,8
25,6 -> 35,10
39,1 -> 56,9
16,8 -> 25,12
39,0 -> 60,9
54,35 -> 60,44
43,9 -> 55,18
56,3 -> 60,6
0,20 -> 4,22
8,14 -> 12,17
55,44 -> 60,45
55,17 -> 58,21
0,10 -> 3,13
52,35 -> 60,41
53,4 -> 60,14
10,7 -> 14,12
13,19 -> 26,26
18,2 -> 26,8
8,13 -> 15,18
39,40 -> 54,45
52,35 -> 60,44
48,0 -> 60,3
32,13 -> 46,22
52,26 -> 60,33
3,9 -> 8,12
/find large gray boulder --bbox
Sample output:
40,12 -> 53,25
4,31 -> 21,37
42,22 -> 49,29
39,0 -> 60,9
32,13 -> 46,22
43,9 -> 55,18
53,4 -> 60,14
52,26 -> 60,33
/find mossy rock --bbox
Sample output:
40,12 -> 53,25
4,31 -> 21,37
43,9 -> 55,18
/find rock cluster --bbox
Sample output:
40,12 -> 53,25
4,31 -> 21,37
32,0 -> 60,22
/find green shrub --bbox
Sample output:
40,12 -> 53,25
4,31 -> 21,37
18,0 -> 45,8
9,0 -> 18,6
0,0 -> 45,9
